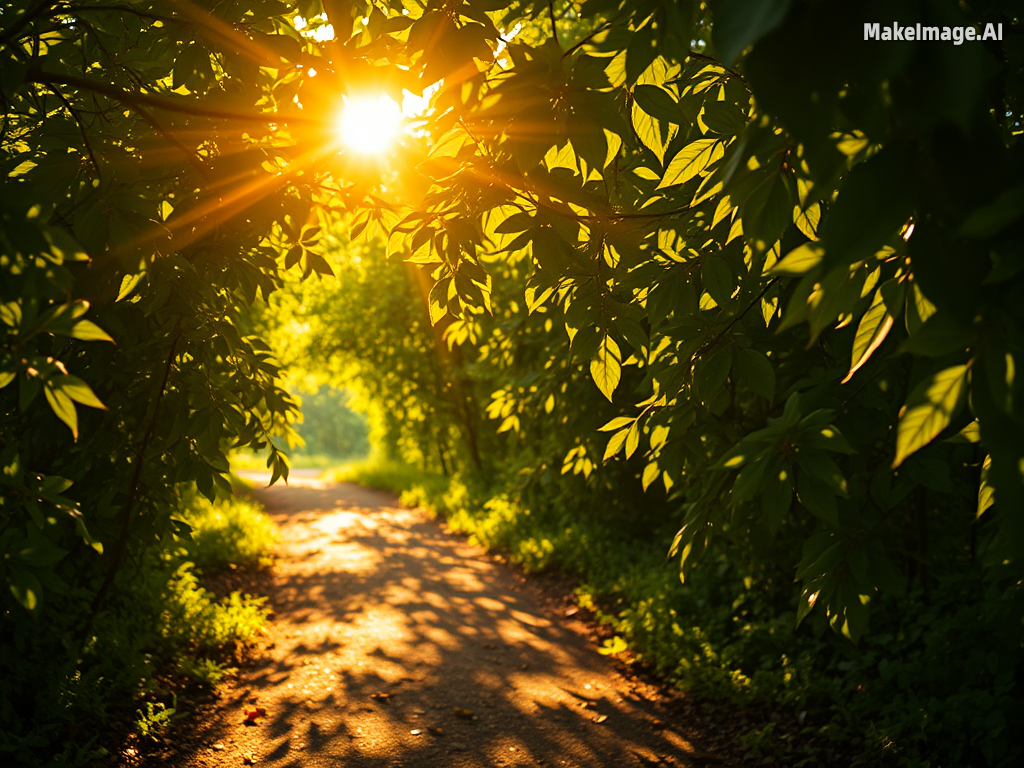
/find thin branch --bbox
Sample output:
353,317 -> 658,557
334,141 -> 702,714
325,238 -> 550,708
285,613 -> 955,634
687,51 -> 746,85
133,103 -> 211,178
85,326 -> 180,626
44,83 -> 101,178
699,277 -> 780,358
29,68 -> 318,124
563,18 -> 613,57
61,3 -> 176,23
548,0 -> 559,48
0,0 -> 58,49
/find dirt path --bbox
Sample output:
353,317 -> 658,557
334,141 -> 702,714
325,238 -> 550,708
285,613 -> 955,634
169,473 -> 728,767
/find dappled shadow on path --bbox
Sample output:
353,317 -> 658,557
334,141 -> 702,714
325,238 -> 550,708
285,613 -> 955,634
168,476 -> 718,768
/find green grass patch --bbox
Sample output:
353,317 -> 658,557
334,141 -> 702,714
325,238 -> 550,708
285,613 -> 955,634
325,457 -> 449,501
178,492 -> 278,570
229,450 -> 345,471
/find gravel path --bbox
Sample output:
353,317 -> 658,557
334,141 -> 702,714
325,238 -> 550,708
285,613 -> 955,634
170,473 -> 722,767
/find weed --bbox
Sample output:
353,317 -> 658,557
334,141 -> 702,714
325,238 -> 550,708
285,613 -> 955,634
135,695 -> 185,742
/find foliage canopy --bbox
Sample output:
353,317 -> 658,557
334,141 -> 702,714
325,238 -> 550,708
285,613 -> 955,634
2,0 -> 1023,762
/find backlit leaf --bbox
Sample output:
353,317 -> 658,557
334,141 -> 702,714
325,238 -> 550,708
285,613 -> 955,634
658,139 -> 721,189
893,364 -> 970,468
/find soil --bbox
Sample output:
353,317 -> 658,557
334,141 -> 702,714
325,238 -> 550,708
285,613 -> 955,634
154,472 -> 752,768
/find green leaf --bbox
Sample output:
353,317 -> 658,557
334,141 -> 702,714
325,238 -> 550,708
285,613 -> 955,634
958,183 -> 1024,238
590,335 -> 622,401
702,101 -> 747,136
731,455 -> 769,503
893,364 -> 970,468
905,282 -> 937,335
117,273 -> 144,301
67,320 -> 114,342
603,426 -> 630,461
633,84 -> 678,123
769,242 -> 823,276
899,312 -> 972,358
796,471 -> 838,526
701,258 -> 733,305
796,451 -> 848,497
599,416 -> 635,433
695,346 -> 732,402
641,461 -> 660,491
844,279 -> 903,383
735,348 -> 775,401
818,145 -> 916,269
794,202 -> 821,241
9,567 -> 43,611
61,376 -> 107,410
658,139 -> 721,189
978,454 -> 995,518
44,383 -> 78,439
624,420 -> 641,459
795,586 -> 819,626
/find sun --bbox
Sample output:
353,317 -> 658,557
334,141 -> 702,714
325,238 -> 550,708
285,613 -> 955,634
336,94 -> 403,155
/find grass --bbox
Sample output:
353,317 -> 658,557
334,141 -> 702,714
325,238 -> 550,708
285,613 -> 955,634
324,457 -> 449,499
229,449 -> 358,472
178,492 -> 278,570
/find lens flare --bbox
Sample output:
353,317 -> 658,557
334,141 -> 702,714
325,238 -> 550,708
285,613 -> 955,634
337,95 -> 403,155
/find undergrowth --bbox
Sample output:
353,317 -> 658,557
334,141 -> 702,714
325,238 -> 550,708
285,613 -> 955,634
0,490 -> 277,766
178,492 -> 278,570
342,458 -> 1024,768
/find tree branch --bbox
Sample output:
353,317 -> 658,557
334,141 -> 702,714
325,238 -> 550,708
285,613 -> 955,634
86,326 -> 180,625
0,0 -> 58,50
133,103 -> 211,178
548,0 -> 560,48
29,68 -> 318,124
42,83 -> 101,179
61,3 -> 176,23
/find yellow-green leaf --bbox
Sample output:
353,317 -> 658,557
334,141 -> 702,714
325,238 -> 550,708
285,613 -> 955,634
69,320 -> 114,342
603,427 -> 629,461
642,461 -> 660,491
61,376 -> 107,410
624,420 -> 640,459
893,364 -> 970,468
769,242 -> 824,276
843,282 -> 899,383
44,384 -> 78,440
657,139 -> 721,189
590,336 -> 622,401
978,454 -> 994,518
794,202 -> 821,240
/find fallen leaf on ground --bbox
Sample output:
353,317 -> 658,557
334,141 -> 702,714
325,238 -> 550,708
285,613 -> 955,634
244,705 -> 267,723
593,714 -> 609,724
565,606 -> 579,617
242,753 -> 257,765
370,692 -> 392,701
212,743 -> 225,751
453,707 -> 477,720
